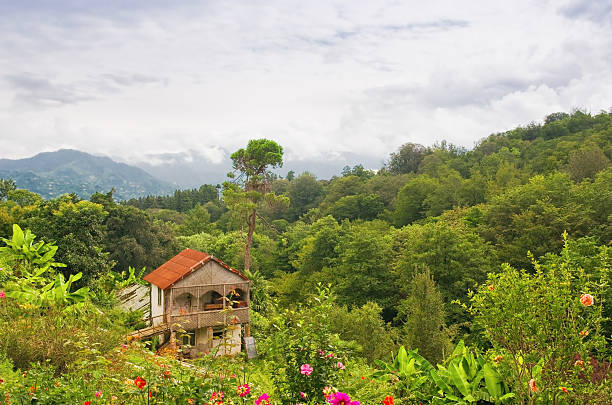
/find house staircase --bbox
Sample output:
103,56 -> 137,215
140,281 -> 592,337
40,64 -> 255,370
127,322 -> 170,340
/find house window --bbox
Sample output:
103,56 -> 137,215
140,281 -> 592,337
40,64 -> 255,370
157,286 -> 162,306
213,327 -> 225,339
181,331 -> 196,346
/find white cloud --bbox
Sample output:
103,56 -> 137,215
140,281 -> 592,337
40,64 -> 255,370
0,0 -> 610,167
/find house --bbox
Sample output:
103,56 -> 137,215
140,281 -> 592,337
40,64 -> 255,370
137,248 -> 250,358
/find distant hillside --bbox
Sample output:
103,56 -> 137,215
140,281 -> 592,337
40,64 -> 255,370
0,149 -> 175,200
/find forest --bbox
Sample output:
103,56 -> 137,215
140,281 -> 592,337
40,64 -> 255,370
0,109 -> 610,404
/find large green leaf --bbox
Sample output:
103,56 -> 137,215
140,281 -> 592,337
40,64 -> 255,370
448,362 -> 471,398
483,363 -> 503,399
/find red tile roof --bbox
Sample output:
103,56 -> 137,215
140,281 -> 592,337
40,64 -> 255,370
143,248 -> 248,289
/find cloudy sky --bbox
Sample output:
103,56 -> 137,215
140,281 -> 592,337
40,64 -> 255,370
0,0 -> 611,170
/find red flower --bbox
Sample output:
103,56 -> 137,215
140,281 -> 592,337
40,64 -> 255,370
528,379 -> 538,393
383,395 -> 394,405
84,402 -> 91,405
487,284 -> 494,291
580,293 -> 594,306
560,386 -> 568,394
134,376 -> 146,390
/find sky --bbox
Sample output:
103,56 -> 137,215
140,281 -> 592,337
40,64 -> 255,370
0,0 -> 611,171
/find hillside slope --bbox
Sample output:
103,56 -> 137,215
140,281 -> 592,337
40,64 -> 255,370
0,149 -> 175,200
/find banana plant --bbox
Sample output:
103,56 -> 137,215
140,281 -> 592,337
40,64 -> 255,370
0,224 -> 65,279
374,346 -> 431,400
377,342 -> 514,404
6,272 -> 90,310
428,341 -> 515,404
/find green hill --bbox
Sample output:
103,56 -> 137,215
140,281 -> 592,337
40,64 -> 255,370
0,149 -> 175,200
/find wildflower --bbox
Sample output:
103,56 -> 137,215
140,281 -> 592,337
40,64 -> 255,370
95,391 -> 102,398
574,359 -> 585,369
84,402 -> 91,405
580,294 -> 594,306
360,376 -> 365,380
336,362 -> 345,370
210,392 -> 223,400
0,291 -> 5,299
300,392 -> 306,399
560,386 -> 568,394
134,376 -> 146,390
487,285 -> 494,291
163,370 -> 171,379
236,383 -> 251,397
255,393 -> 271,405
148,391 -> 152,398
383,396 -> 394,405
528,379 -> 538,393
493,355 -> 503,363
329,392 -> 352,405
579,329 -> 589,337
187,399 -> 195,405
318,348 -> 325,356
300,364 -> 313,376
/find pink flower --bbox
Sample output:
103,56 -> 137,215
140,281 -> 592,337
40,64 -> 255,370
336,362 -> 345,370
329,392 -> 352,405
255,393 -> 271,405
95,391 -> 102,398
580,294 -> 594,306
300,392 -> 306,399
236,383 -> 250,397
0,291 -> 5,299
300,363 -> 313,376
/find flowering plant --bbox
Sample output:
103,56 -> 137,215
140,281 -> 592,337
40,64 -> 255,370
268,286 -> 351,404
467,235 -> 609,403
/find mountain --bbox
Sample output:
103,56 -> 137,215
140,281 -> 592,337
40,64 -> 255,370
0,149 -> 175,200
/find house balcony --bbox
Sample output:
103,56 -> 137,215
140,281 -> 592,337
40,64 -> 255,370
166,282 -> 250,329
169,307 -> 250,329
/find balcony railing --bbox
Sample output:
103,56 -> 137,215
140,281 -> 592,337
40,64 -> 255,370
169,307 -> 250,329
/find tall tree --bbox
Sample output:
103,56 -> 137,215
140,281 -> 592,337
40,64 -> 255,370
223,139 -> 287,271
397,268 -> 453,365
0,179 -> 17,201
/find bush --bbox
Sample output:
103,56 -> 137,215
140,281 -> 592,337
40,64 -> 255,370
266,286 -> 352,405
0,298 -> 125,372
468,233 -> 610,403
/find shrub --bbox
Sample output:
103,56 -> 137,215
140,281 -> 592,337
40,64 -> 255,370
468,233 -> 610,403
267,285 -> 352,405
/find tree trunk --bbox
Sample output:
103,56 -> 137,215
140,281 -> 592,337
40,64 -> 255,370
244,208 -> 257,271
